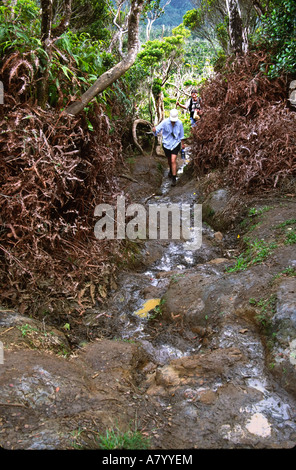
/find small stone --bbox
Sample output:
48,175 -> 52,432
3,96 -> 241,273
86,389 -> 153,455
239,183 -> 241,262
198,390 -> 216,404
214,231 -> 223,242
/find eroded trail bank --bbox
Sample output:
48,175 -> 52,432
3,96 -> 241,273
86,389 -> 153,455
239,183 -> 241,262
0,153 -> 296,450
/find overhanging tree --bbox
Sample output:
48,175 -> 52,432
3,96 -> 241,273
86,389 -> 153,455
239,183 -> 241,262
65,0 -> 148,115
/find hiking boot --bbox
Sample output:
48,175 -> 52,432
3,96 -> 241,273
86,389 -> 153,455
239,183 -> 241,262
171,176 -> 177,186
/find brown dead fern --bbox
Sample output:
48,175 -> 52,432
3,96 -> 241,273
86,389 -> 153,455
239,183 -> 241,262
0,75 -> 127,320
191,51 -> 296,191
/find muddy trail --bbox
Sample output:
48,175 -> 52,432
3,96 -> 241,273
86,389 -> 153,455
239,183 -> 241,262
0,149 -> 296,450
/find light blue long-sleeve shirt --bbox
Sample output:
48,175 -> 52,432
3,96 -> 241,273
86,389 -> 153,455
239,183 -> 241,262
154,118 -> 184,151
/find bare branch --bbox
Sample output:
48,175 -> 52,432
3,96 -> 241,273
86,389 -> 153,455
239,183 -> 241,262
146,0 -> 171,41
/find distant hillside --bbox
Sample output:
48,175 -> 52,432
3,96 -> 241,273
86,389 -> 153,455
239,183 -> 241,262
154,0 -> 193,27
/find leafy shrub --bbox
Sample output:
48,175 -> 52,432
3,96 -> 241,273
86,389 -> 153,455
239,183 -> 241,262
260,0 -> 296,77
0,0 -> 40,54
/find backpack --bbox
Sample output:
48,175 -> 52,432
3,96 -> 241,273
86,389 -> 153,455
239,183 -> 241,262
189,97 -> 201,118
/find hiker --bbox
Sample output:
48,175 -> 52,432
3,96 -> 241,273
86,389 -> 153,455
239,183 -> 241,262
152,109 -> 185,187
177,88 -> 202,127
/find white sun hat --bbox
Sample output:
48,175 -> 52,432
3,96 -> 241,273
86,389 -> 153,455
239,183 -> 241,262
169,109 -> 179,122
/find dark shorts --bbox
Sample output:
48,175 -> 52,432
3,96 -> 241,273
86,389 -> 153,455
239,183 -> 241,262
163,143 -> 181,158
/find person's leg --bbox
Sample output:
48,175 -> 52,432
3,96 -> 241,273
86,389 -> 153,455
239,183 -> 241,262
171,154 -> 177,186
163,146 -> 172,176
167,154 -> 172,176
171,153 -> 177,176
170,143 -> 181,186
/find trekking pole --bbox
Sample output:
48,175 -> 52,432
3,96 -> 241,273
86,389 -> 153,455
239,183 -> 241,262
176,89 -> 180,108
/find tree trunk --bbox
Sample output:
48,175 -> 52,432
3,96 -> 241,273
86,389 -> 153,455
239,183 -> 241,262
226,0 -> 243,54
155,90 -> 164,123
38,0 -> 72,108
38,0 -> 53,108
65,0 -> 146,116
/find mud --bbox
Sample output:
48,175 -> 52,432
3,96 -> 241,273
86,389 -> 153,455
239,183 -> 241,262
0,151 -> 296,450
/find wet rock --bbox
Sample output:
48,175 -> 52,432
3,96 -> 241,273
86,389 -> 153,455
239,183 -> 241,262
273,278 -> 296,344
269,278 -> 296,397
205,189 -> 230,212
161,265 -> 274,332
142,241 -> 167,266
161,272 -> 215,327
1,159 -> 296,450
142,285 -> 163,299
149,347 -> 244,391
202,189 -> 231,231
0,338 -> 150,449
202,188 -> 249,232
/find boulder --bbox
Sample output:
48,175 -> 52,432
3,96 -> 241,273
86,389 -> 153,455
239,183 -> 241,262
288,80 -> 296,108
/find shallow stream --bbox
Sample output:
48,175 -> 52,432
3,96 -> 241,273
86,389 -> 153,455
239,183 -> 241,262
83,152 -> 296,447
99,153 -> 219,358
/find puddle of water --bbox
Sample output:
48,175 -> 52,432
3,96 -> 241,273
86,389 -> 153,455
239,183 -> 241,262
143,270 -> 165,286
241,395 -> 292,421
245,378 -> 293,421
216,324 -> 295,427
246,377 -> 267,394
218,325 -> 265,363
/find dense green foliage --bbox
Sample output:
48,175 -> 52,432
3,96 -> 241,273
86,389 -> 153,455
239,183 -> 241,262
259,0 -> 296,77
0,0 -> 295,120
0,0 -> 40,52
0,0 -> 198,121
135,24 -> 192,122
68,0 -> 111,39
